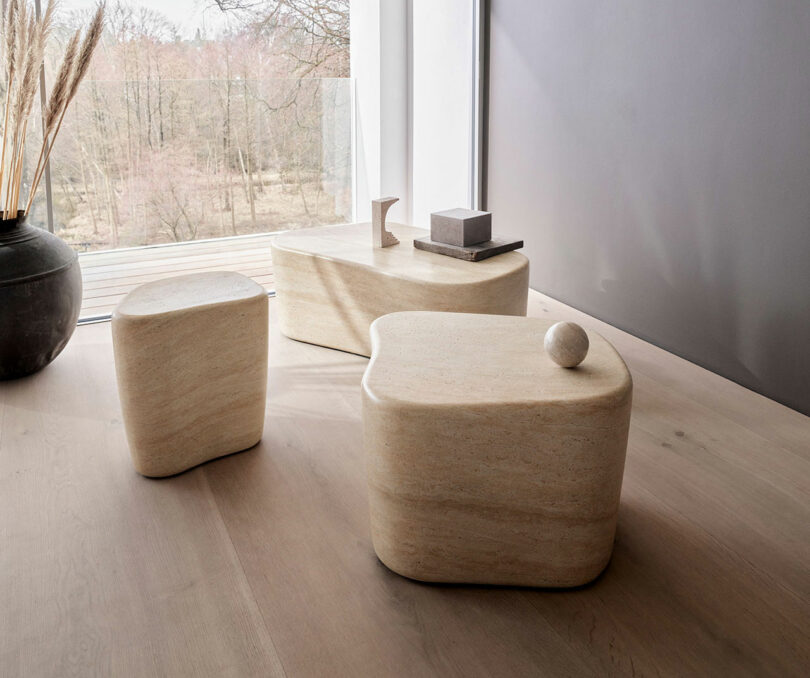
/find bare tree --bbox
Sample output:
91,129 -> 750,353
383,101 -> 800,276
40,0 -> 351,250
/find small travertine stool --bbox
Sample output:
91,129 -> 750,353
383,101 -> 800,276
112,272 -> 268,477
362,312 -> 633,587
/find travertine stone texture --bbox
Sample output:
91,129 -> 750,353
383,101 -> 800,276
271,222 -> 529,356
430,208 -> 492,246
545,321 -> 590,367
112,272 -> 268,477
371,197 -> 400,248
362,312 -> 633,587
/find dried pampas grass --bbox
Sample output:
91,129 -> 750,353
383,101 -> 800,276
0,1 -> 105,219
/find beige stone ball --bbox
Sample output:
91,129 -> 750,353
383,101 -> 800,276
544,321 -> 589,368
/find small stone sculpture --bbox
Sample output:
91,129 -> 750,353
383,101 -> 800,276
431,208 -> 492,246
413,207 -> 523,261
372,197 -> 400,248
544,321 -> 589,367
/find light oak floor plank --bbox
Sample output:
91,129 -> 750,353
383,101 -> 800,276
1,290 -> 808,677
526,293 -> 809,458
0,325 -> 286,678
204,332 -> 594,677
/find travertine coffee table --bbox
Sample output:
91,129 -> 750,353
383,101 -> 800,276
362,312 -> 633,587
271,223 -> 528,356
112,272 -> 268,477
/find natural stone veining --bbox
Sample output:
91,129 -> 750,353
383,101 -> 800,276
544,321 -> 590,367
112,271 -> 268,477
362,311 -> 633,587
271,222 -> 529,356
371,197 -> 400,248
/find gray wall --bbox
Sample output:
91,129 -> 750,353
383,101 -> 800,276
486,0 -> 810,415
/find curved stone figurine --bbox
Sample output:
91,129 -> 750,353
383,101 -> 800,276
372,197 -> 400,248
544,321 -> 589,368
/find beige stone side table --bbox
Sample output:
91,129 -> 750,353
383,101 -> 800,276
112,271 -> 268,477
362,312 -> 633,587
271,223 -> 529,356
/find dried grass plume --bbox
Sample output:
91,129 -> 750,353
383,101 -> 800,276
0,1 -> 105,218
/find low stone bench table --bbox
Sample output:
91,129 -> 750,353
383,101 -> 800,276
112,272 -> 268,477
271,223 -> 528,356
362,311 -> 633,587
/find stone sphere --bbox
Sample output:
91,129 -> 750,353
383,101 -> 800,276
544,321 -> 589,368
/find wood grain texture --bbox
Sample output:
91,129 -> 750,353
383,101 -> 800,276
0,290 -> 808,677
271,222 -> 529,356
77,233 -> 277,318
0,323 -> 284,677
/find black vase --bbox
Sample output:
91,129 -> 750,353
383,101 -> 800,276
0,212 -> 83,379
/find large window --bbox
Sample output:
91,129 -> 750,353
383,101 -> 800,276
28,0 -> 352,252
13,0 -> 482,320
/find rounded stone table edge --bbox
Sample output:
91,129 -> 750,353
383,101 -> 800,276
364,312 -> 633,409
270,242 -> 530,290
361,311 -> 633,588
112,275 -> 268,323
111,272 -> 269,478
366,535 -> 616,589
270,224 -> 530,356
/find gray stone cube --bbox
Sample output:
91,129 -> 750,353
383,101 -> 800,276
430,208 -> 492,247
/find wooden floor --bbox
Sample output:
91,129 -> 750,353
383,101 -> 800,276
78,234 -> 276,319
1,291 -> 808,677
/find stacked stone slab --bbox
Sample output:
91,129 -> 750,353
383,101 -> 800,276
430,208 -> 492,246
413,208 -> 523,261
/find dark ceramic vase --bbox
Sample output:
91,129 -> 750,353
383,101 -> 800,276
0,212 -> 82,379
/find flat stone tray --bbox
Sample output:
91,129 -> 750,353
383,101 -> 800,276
413,236 -> 524,261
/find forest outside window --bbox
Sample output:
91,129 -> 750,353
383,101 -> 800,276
25,0 -> 352,252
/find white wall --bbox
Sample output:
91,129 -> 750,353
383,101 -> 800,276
350,0 -> 409,223
351,0 -> 475,227
410,0 -> 475,228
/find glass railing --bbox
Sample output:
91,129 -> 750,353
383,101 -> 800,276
25,77 -> 353,253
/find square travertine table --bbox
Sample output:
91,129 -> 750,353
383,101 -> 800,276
362,312 -> 633,588
112,271 -> 268,477
271,222 -> 529,356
